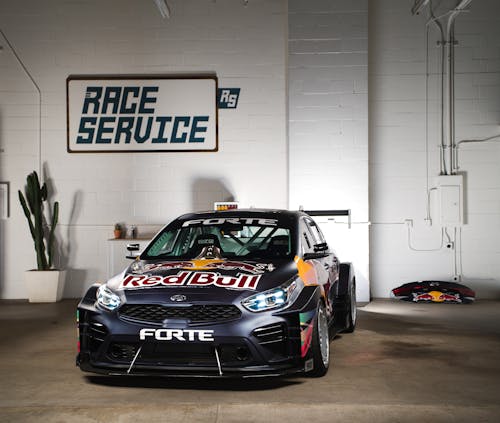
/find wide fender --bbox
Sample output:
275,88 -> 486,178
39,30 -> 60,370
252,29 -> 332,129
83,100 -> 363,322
276,285 -> 322,315
78,283 -> 100,308
338,262 -> 354,298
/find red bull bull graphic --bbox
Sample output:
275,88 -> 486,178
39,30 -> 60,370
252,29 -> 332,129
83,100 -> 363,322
143,260 -> 274,275
413,291 -> 461,303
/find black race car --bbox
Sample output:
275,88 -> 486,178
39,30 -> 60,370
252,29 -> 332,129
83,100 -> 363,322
77,209 -> 356,377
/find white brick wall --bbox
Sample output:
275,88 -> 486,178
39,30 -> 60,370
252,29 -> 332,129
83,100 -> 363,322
3,0 -> 498,301
288,0 -> 370,301
370,0 -> 500,298
0,0 -> 287,298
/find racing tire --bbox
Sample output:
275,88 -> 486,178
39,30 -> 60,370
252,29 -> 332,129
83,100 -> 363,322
343,280 -> 357,333
308,303 -> 330,377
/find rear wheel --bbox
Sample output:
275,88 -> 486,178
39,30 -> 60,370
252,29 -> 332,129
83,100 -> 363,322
308,303 -> 330,377
344,281 -> 357,333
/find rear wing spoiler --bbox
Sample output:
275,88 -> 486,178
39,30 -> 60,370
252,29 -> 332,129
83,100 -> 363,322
303,209 -> 351,229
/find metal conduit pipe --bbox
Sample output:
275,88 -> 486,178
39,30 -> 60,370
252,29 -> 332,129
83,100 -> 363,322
446,0 -> 474,174
412,0 -> 430,15
0,28 -> 42,175
418,0 -> 473,175
437,18 -> 447,175
457,135 -> 500,146
455,134 -> 500,170
446,16 -> 457,175
426,2 -> 447,175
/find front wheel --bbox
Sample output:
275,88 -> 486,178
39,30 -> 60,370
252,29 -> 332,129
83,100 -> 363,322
308,303 -> 330,377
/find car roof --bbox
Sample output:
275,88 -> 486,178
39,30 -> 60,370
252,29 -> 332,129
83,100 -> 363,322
176,208 -> 306,221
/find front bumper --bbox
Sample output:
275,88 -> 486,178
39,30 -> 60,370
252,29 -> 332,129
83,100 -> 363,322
76,287 -> 320,378
77,353 -> 305,378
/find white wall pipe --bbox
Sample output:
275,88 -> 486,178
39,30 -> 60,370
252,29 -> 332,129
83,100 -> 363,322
446,0 -> 474,174
422,1 -> 473,175
455,134 -> 500,170
426,1 -> 447,175
446,16 -> 457,175
0,28 -> 42,176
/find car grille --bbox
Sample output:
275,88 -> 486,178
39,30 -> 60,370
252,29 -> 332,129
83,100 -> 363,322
107,342 -> 216,364
252,323 -> 287,360
253,323 -> 286,345
107,342 -> 253,366
118,304 -> 241,325
86,320 -> 109,352
108,343 -> 137,361
88,321 -> 108,342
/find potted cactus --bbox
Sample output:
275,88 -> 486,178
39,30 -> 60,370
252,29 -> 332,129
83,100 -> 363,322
114,223 -> 122,239
19,171 -> 65,302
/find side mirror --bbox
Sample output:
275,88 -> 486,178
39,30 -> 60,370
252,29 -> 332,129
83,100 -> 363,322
126,243 -> 141,259
313,242 -> 329,252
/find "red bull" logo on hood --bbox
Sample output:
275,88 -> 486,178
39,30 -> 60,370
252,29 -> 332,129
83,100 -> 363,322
119,271 -> 261,290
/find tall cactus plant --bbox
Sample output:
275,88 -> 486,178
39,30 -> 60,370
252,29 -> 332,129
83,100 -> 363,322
18,171 -> 59,270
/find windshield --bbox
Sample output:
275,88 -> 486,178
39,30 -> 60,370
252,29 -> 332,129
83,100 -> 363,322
143,217 -> 293,260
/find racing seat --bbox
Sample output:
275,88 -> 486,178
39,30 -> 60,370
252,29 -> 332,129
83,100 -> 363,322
266,235 -> 290,258
190,234 -> 224,259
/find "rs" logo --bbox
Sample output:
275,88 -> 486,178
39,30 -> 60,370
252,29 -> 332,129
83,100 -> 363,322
217,88 -> 240,109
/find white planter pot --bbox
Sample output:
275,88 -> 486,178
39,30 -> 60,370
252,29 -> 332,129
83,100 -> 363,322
24,270 -> 66,303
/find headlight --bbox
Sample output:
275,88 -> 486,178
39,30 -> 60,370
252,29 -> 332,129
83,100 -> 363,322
129,260 -> 144,274
241,278 -> 303,312
96,285 -> 121,311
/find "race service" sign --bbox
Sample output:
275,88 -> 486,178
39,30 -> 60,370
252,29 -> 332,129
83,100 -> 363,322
67,76 -> 218,153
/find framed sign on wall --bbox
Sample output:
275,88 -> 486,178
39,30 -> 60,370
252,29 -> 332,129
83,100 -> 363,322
67,76 -> 218,153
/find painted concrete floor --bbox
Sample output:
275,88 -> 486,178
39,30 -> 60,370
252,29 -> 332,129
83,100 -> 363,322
0,298 -> 499,422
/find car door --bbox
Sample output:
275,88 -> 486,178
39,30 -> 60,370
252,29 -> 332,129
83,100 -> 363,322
301,217 -> 338,316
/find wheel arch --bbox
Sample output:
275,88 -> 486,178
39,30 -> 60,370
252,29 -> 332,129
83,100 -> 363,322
338,262 -> 355,297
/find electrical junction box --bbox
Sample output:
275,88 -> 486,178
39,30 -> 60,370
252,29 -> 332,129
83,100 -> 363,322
435,175 -> 464,226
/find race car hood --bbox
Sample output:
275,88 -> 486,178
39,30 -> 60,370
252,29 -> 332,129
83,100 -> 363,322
106,258 -> 299,304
